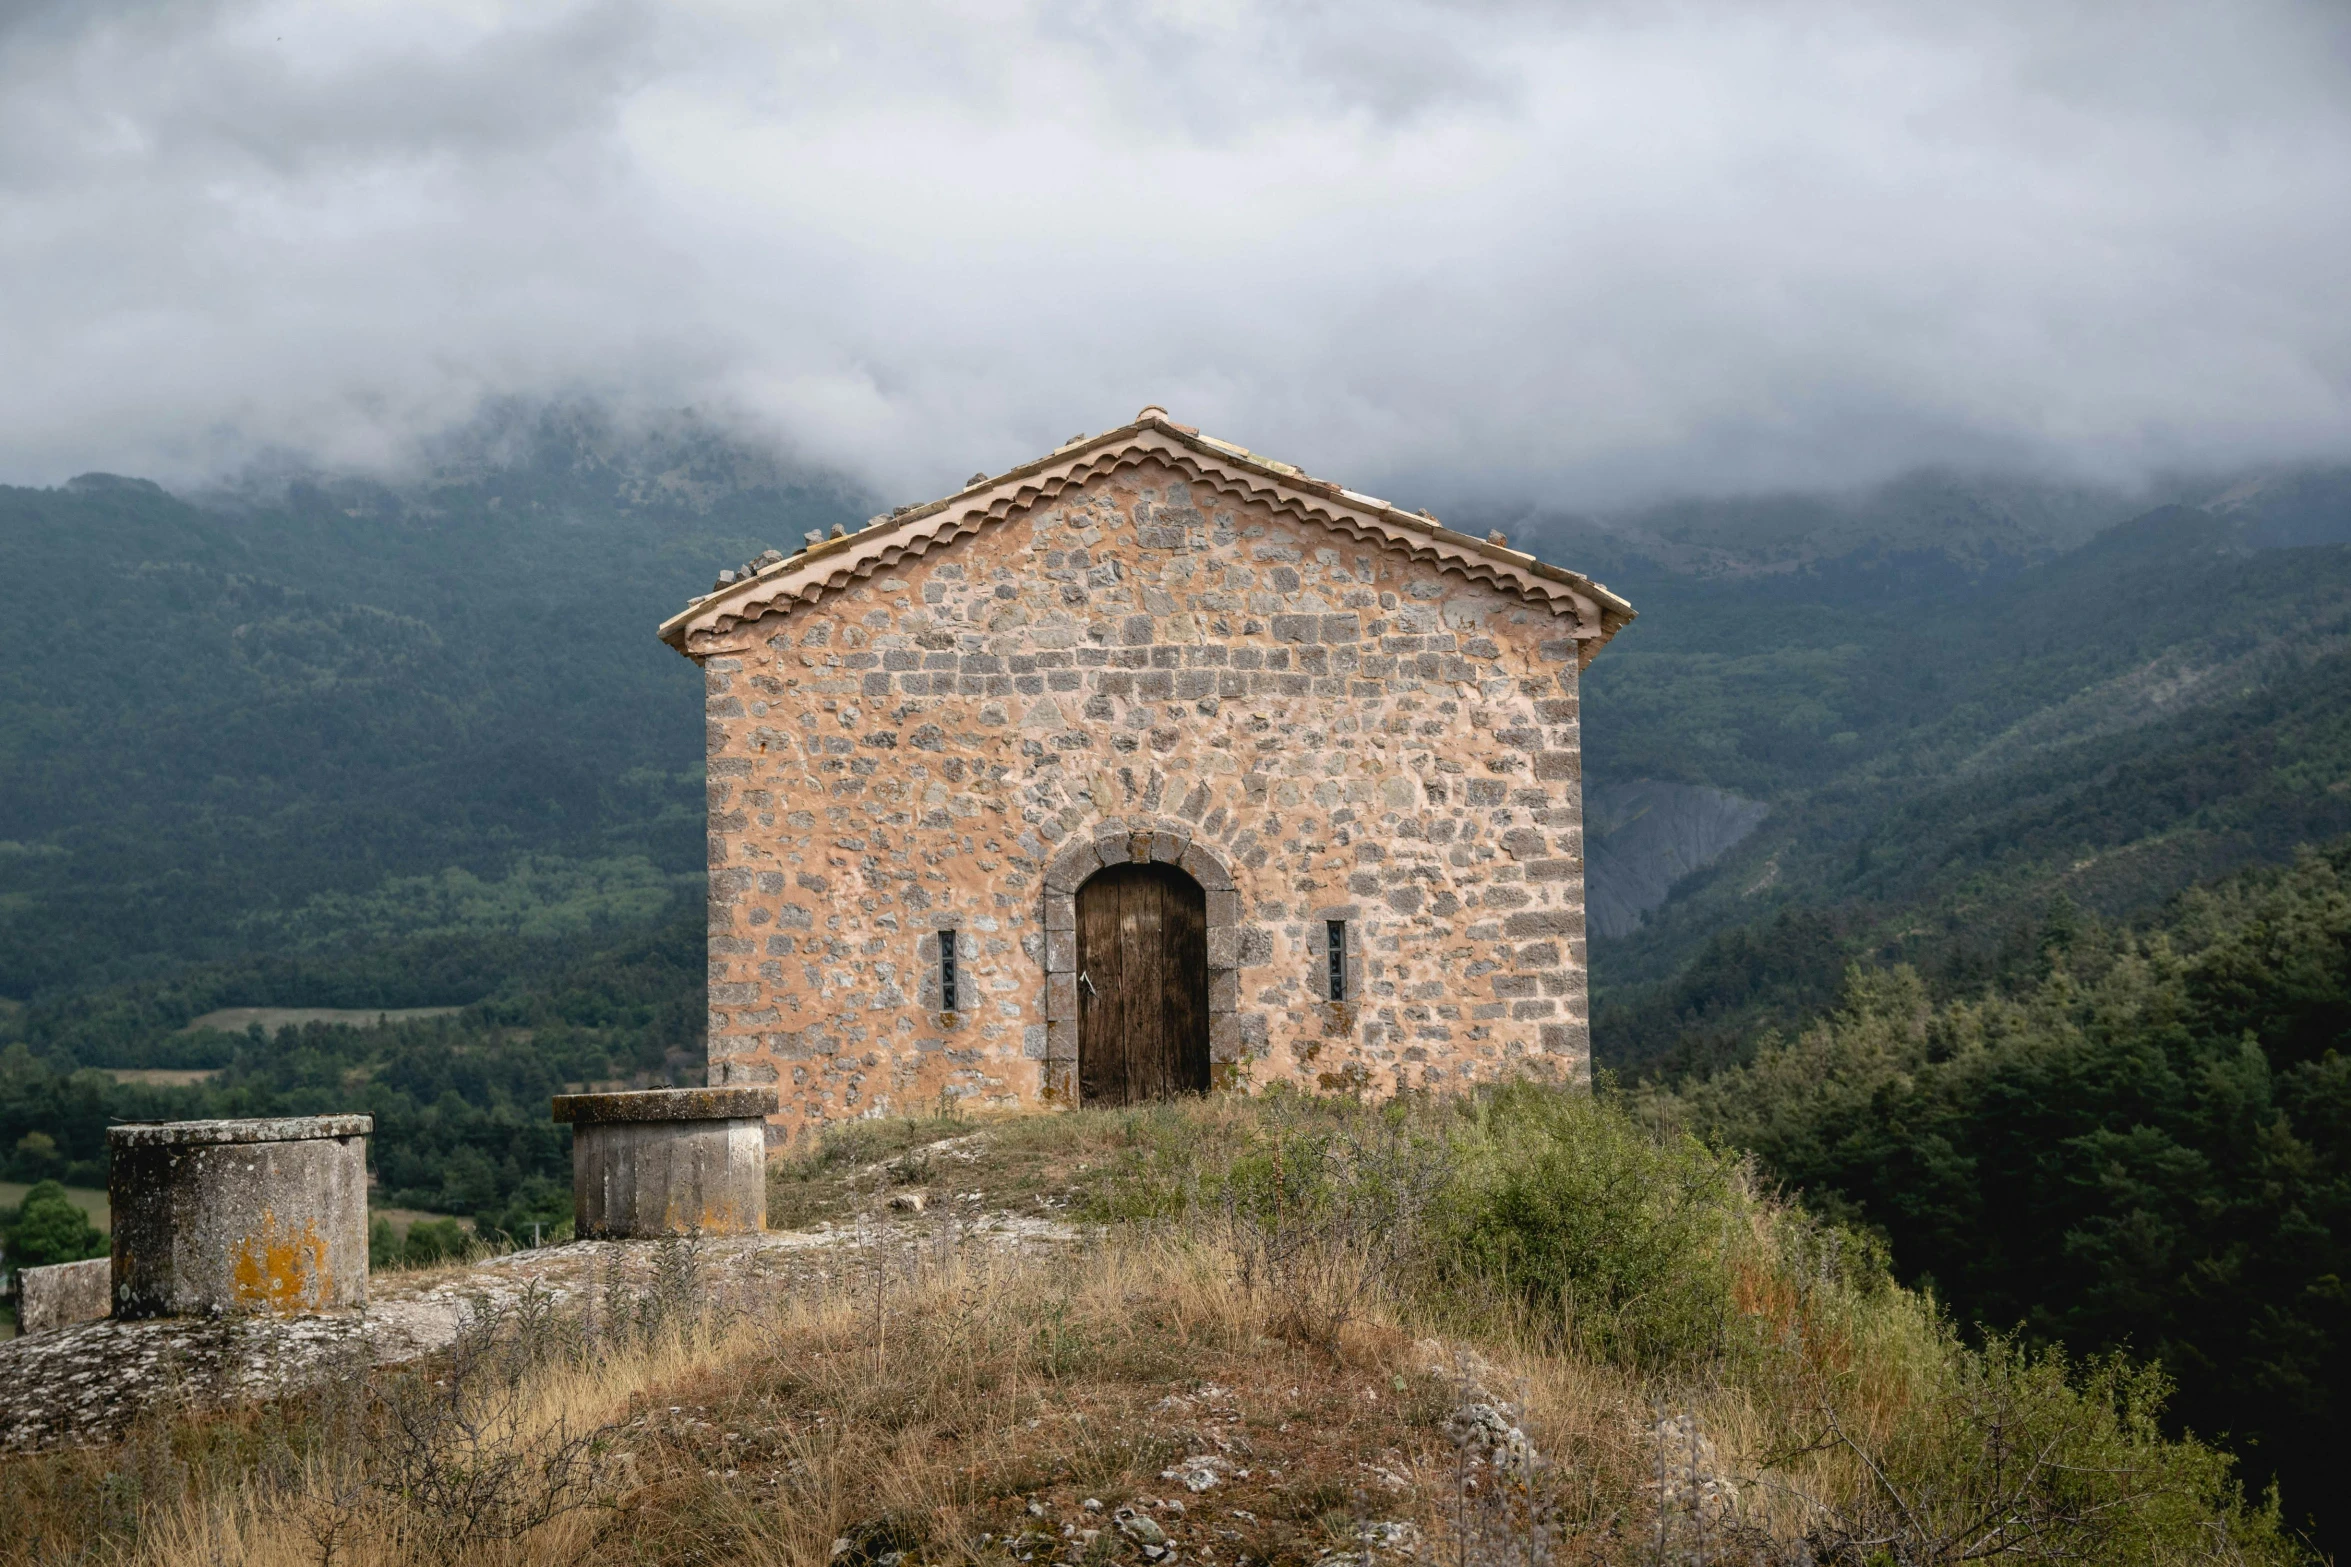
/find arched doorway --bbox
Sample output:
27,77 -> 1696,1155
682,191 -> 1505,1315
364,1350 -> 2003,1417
1075,862 -> 1210,1104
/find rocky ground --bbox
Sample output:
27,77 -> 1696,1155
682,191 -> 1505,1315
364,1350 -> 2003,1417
0,1195 -> 1077,1454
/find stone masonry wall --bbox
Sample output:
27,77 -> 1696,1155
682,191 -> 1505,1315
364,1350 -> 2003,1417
695,456 -> 1590,1144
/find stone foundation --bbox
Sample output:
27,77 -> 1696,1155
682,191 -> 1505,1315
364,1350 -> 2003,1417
553,1087 -> 777,1238
107,1115 -> 372,1319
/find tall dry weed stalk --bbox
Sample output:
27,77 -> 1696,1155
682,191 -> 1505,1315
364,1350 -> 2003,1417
326,1287 -> 612,1561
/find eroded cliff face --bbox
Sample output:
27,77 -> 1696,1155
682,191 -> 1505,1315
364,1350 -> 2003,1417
1583,780 -> 1770,939
694,457 -> 1595,1143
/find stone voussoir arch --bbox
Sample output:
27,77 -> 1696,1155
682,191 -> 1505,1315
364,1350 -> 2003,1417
1039,818 -> 1242,1102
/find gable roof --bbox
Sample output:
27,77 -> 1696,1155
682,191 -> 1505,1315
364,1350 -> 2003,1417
657,408 -> 1635,666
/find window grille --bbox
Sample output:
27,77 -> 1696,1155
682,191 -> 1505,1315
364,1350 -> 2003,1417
939,931 -> 959,1012
1326,920 -> 1347,1002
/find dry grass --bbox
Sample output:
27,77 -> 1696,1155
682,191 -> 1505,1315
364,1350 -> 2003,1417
22,1238 -> 1500,1567
763,1100 -> 1254,1231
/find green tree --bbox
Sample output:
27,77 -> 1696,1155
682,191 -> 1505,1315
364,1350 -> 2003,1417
3,1179 -> 105,1272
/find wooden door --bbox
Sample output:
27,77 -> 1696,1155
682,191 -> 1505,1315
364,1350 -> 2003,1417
1076,863 -> 1209,1105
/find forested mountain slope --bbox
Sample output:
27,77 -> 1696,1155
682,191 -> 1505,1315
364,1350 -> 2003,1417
1545,472 -> 2351,1063
6,437 -> 2346,1077
0,904 -> 703,1241
0,406 -> 864,997
1659,840 -> 2351,1554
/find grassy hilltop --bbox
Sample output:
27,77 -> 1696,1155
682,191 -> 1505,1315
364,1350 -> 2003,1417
0,1089 -> 2301,1567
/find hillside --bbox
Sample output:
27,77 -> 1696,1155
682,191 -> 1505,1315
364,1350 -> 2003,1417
0,904 -> 706,1242
1653,839 -> 2351,1554
1538,472 -> 2351,1047
7,435 -> 2351,1552
0,403 -> 864,998
8,436 -> 2351,1229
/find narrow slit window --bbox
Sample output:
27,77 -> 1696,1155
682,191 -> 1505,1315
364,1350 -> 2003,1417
1326,920 -> 1347,1002
938,930 -> 959,1012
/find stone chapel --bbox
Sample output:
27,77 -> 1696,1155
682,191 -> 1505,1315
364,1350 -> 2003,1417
659,409 -> 1634,1145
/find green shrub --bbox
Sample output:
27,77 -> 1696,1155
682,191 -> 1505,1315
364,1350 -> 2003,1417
1442,1082 -> 1749,1367
369,1214 -> 397,1270
367,1214 -> 471,1271
403,1217 -> 469,1267
1768,1334 -> 2299,1566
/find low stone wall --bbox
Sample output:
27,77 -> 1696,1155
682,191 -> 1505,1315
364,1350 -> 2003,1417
554,1088 -> 777,1238
19,1257 -> 110,1334
108,1114 -> 372,1318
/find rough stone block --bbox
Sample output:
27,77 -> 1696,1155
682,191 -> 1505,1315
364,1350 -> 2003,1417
109,1116 -> 372,1320
1503,911 -> 1578,937
1180,844 -> 1235,891
554,1089 -> 777,1239
1209,968 -> 1239,1012
19,1257 -> 109,1335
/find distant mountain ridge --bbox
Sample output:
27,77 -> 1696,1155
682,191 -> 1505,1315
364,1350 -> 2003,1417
1513,464 -> 2351,584
192,397 -> 870,532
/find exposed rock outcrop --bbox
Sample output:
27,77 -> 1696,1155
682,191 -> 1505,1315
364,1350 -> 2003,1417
1585,780 -> 1769,938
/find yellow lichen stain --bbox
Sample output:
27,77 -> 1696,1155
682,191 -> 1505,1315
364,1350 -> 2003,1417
229,1210 -> 331,1313
651,1192 -> 759,1235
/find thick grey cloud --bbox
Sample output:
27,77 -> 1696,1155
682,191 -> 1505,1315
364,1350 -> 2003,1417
2,0 -> 2347,506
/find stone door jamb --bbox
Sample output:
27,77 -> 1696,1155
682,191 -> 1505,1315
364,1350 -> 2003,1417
1040,824 -> 1241,1102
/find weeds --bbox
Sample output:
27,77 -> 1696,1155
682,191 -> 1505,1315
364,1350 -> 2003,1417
1444,1083 -> 1751,1369
1219,1090 -> 1456,1348
323,1292 -> 614,1561
1742,1339 -> 2274,1566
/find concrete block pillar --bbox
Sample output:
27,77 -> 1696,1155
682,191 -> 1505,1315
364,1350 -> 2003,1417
552,1088 -> 777,1238
107,1115 -> 373,1319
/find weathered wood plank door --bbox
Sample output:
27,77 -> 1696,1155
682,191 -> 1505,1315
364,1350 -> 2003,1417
1076,863 -> 1209,1105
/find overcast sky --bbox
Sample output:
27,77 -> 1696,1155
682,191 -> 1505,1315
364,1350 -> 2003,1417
3,0 -> 2348,506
